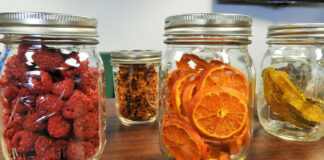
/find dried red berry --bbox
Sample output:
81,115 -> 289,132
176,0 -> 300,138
4,86 -> 19,102
62,90 -> 93,119
27,71 -> 53,95
34,136 -> 53,156
23,110 -> 47,132
60,60 -> 89,78
52,78 -> 74,99
17,44 -> 30,61
48,115 -> 71,138
36,94 -> 63,117
11,88 -> 36,114
4,115 -> 23,139
11,130 -> 37,153
4,55 -> 28,85
73,112 -> 98,140
2,108 -> 11,124
1,98 -> 11,111
32,49 -> 64,71
43,141 -> 65,160
0,78 -> 9,88
78,68 -> 99,107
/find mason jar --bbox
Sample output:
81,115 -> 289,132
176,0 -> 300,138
159,13 -> 255,160
258,23 -> 324,141
0,12 -> 106,160
110,50 -> 161,125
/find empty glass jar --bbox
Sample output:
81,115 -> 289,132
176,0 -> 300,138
258,23 -> 324,141
159,13 -> 255,160
111,50 -> 161,125
0,12 -> 106,160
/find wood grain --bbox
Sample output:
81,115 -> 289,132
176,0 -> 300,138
1,99 -> 323,160
103,99 -> 324,160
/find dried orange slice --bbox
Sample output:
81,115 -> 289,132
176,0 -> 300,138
189,86 -> 248,139
206,144 -> 221,159
209,59 -> 226,67
164,69 -> 193,110
205,144 -> 230,160
197,65 -> 249,101
171,73 -> 199,120
176,54 -> 209,71
182,82 -> 198,116
221,119 -> 250,155
162,115 -> 207,160
220,151 -> 230,160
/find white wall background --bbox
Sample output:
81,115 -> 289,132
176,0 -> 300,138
0,0 -> 324,72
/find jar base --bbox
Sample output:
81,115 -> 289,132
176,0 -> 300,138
260,120 -> 321,142
118,116 -> 157,125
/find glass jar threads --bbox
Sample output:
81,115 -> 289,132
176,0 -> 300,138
159,13 -> 255,160
111,50 -> 161,125
258,23 -> 324,141
0,12 -> 106,160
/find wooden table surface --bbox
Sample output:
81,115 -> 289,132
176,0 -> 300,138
102,99 -> 324,160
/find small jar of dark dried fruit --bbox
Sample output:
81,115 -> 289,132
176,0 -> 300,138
0,12 -> 106,160
110,50 -> 161,125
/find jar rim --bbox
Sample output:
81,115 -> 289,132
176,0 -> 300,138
268,23 -> 324,38
110,50 -> 161,64
0,12 -> 98,37
164,13 -> 252,37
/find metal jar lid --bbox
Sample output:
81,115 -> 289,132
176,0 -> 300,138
110,50 -> 161,64
268,23 -> 324,38
164,13 -> 252,36
0,12 -> 97,37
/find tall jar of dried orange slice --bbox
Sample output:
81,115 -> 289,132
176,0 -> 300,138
159,13 -> 255,160
258,24 -> 324,141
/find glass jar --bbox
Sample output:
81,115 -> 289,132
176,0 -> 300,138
258,23 -> 324,141
0,12 -> 106,160
111,50 -> 161,125
159,13 -> 255,160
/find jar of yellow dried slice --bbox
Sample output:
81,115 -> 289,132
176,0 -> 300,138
258,24 -> 324,141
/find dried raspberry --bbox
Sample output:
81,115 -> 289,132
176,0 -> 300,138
11,130 -> 37,153
42,141 -> 65,160
48,115 -> 71,138
78,68 -> 99,108
78,69 -> 97,92
32,49 -> 64,71
4,86 -> 19,102
2,108 -> 11,124
11,98 -> 31,114
23,110 -> 47,132
26,71 -> 53,95
11,88 -> 36,114
17,44 -> 31,62
5,138 -> 13,153
62,90 -> 93,119
52,79 -> 74,99
0,78 -> 9,88
73,113 -> 98,140
4,115 -> 23,139
4,55 -> 28,85
36,94 -> 63,117
66,140 -> 96,160
34,136 -> 53,156
1,97 -> 11,111
60,60 -> 89,78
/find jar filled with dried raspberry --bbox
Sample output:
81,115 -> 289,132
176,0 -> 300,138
111,50 -> 161,125
0,12 -> 106,160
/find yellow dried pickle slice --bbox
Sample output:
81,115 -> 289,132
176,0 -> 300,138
263,67 -> 324,128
